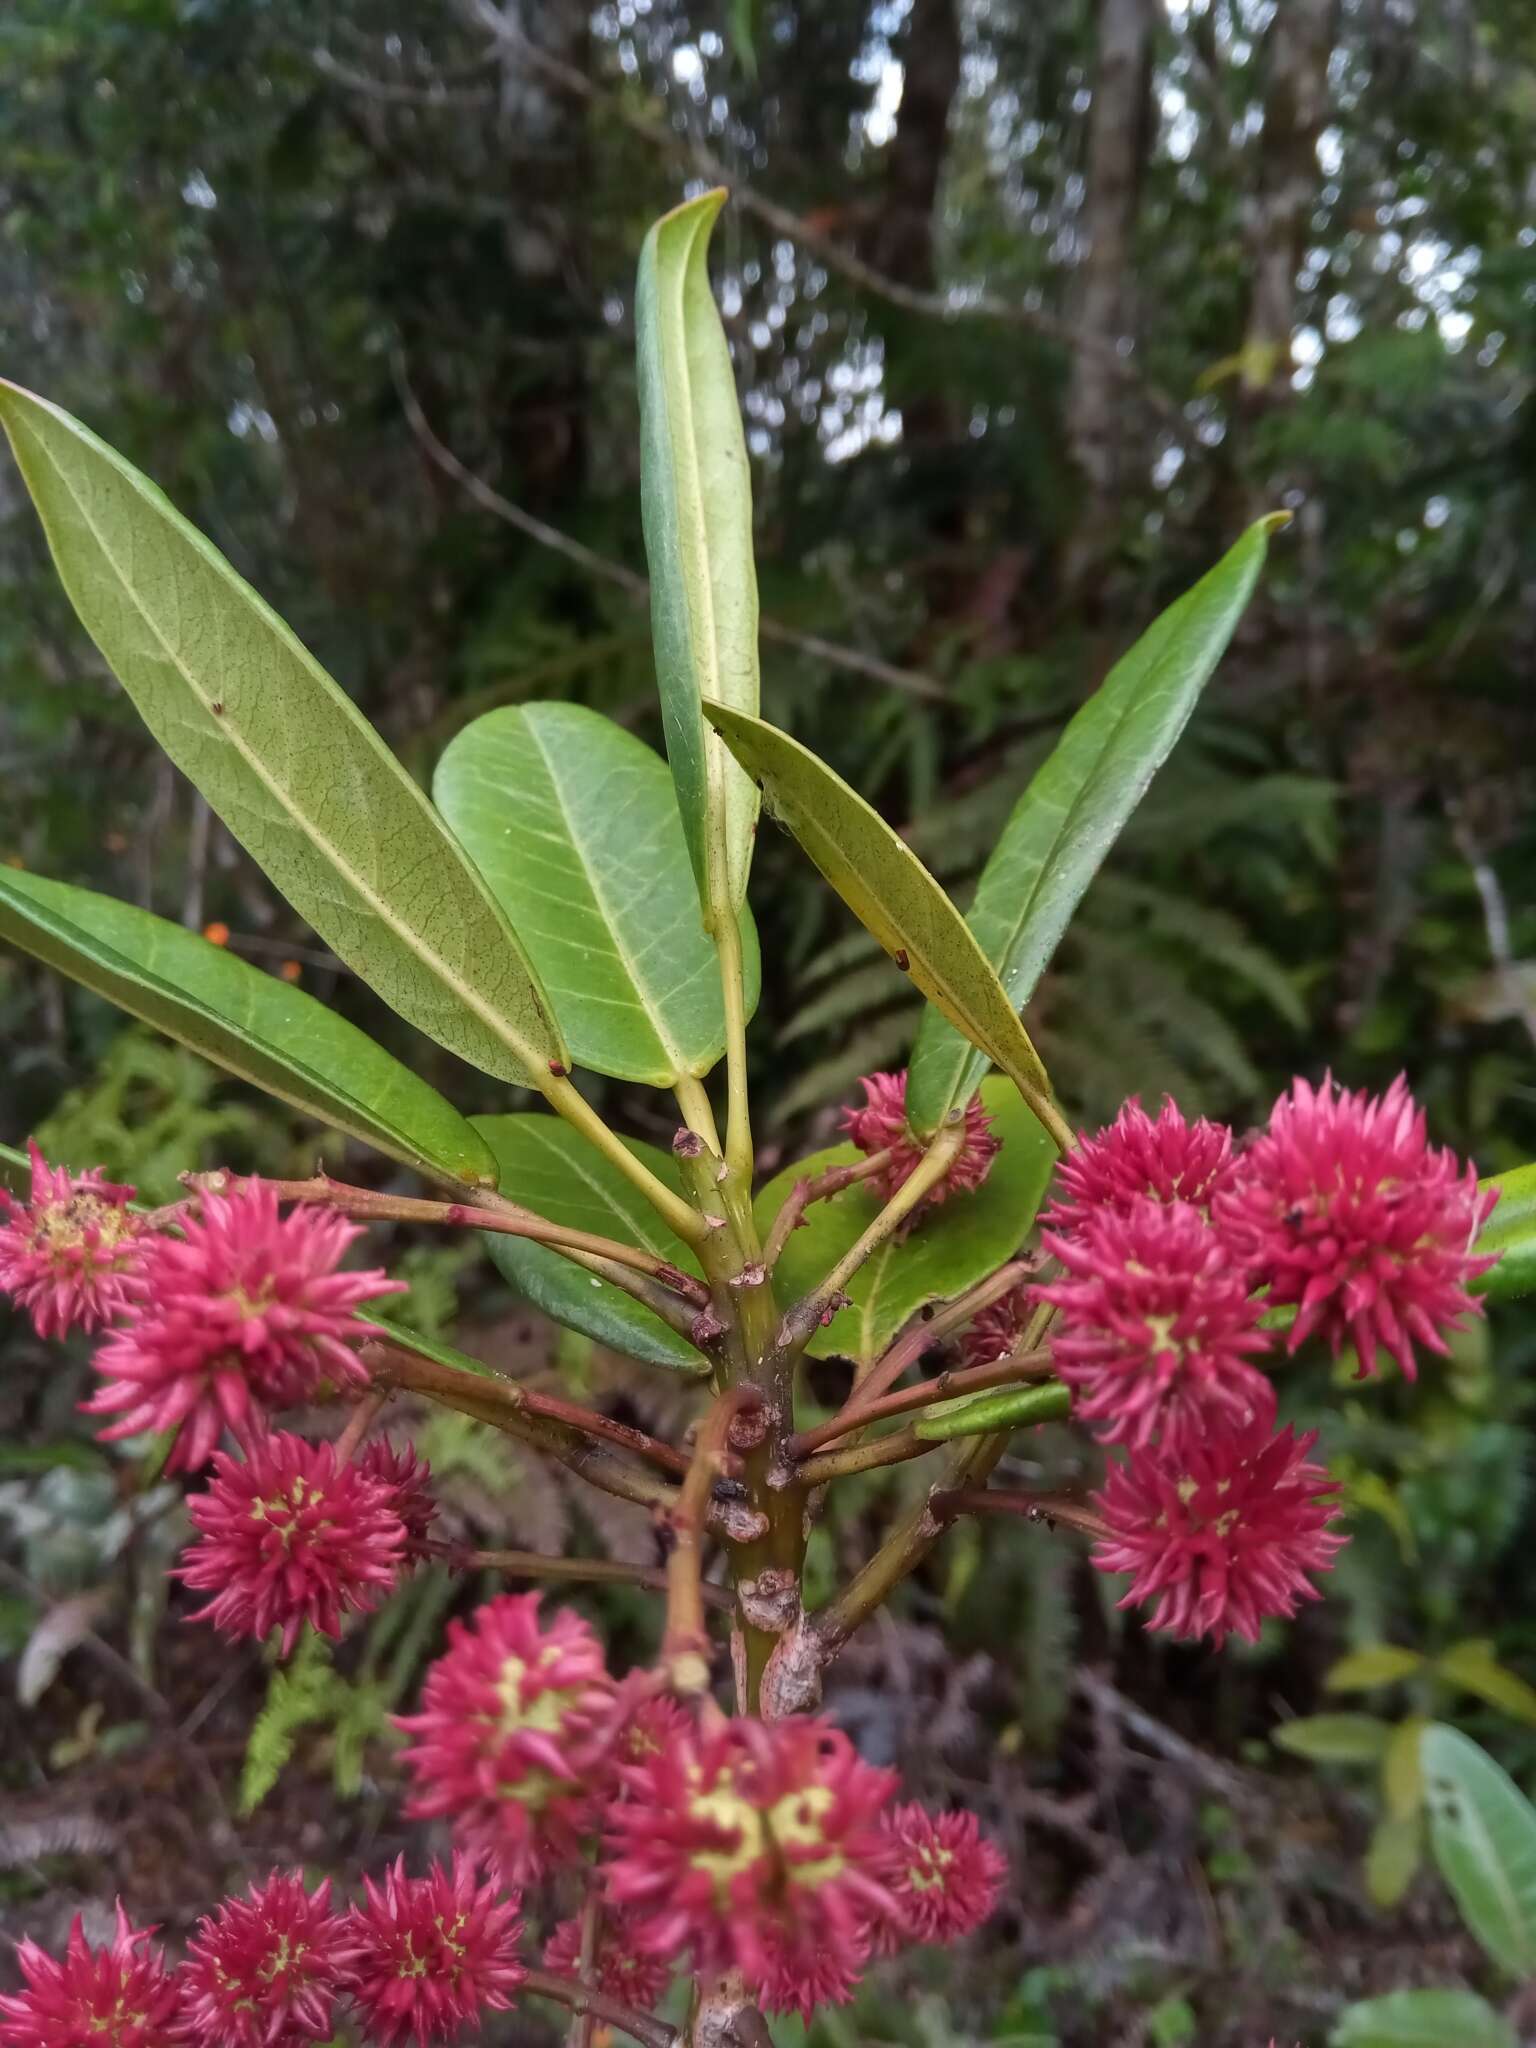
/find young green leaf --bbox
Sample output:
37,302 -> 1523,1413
1325,1644 -> 1425,1692
636,190 -> 760,931
0,1141 -> 29,1198
434,704 -> 759,1086
0,868 -> 496,1186
913,1381 -> 1071,1442
0,382 -> 565,1087
1421,1721 -> 1536,1976
906,516 -> 1283,1133
706,704 -> 1054,1114
472,1115 -> 707,1373
1364,1811 -> 1422,1909
755,1079 -> 1055,1363
1475,1164 -> 1536,1301
1435,1640 -> 1536,1729
1383,1715 -> 1428,1823
1330,1988 -> 1515,2048
1271,1714 -> 1392,1764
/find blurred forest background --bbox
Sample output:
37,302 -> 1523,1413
3,3 -> 1536,2044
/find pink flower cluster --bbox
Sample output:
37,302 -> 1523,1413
392,1595 -> 1005,2017
841,1070 -> 1000,1206
0,1862 -> 521,2048
0,1602 -> 1007,2042
1028,1079 -> 1495,1647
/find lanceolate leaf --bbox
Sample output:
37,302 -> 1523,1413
706,705 -> 1052,1107
0,382 -> 565,1087
473,1115 -> 707,1373
755,1079 -> 1054,1363
636,190 -> 760,931
1475,1164 -> 1536,1301
906,516 -> 1283,1133
0,869 -> 496,1186
1421,1721 -> 1536,1976
434,704 -> 758,1086
1272,1714 -> 1392,1764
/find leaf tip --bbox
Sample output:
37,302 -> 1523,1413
1258,508 -> 1293,536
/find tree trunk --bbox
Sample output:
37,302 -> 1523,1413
1241,0 -> 1335,409
1061,0 -> 1156,598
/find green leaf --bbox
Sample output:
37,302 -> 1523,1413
1421,1721 -> 1536,1974
1326,1644 -> 1426,1693
755,1078 -> 1055,1363
472,1115 -> 707,1373
0,1141 -> 29,1198
706,705 -> 1052,1108
1384,1715 -> 1429,1823
906,516 -> 1282,1132
636,191 -> 760,930
913,1381 -> 1072,1442
1475,1165 -> 1536,1301
1272,1714 -> 1392,1764
0,381 -> 564,1087
1436,1642 -> 1536,1729
0,868 -> 495,1186
1330,1989 -> 1515,2048
433,704 -> 758,1086
1364,1811 -> 1422,1908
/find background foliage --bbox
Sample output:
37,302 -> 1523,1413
3,3 -> 1536,2043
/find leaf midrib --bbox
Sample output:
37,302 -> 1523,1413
15,404 -> 548,1080
524,718 -> 690,1080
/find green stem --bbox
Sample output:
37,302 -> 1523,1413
775,1122 -> 966,1356
673,1073 -> 722,1153
715,912 -> 754,1192
795,1424 -> 937,1487
787,1343 -> 1053,1456
441,1545 -> 731,1608
543,1071 -> 708,1245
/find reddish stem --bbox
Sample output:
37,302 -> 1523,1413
760,1147 -> 894,1269
933,1488 -> 1111,1542
786,1343 -> 1053,1457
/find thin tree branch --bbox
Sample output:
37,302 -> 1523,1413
392,353 -> 945,702
523,1968 -> 681,2048
663,1388 -> 762,1692
760,1149 -> 894,1271
428,1544 -> 730,1609
831,1257 -> 1035,1417
932,1487 -> 1110,1541
787,1343 -> 1053,1457
794,1422 -> 938,1488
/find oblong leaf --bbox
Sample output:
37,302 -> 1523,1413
755,1079 -> 1054,1363
0,868 -> 496,1186
1384,1716 -> 1428,1823
906,516 -> 1283,1132
1364,1811 -> 1422,1909
473,1115 -> 707,1373
914,1381 -> 1071,1442
1331,1988 -> 1515,2048
434,704 -> 758,1085
1272,1714 -> 1391,1764
637,190 -> 760,928
1326,1644 -> 1425,1693
706,704 -> 1051,1105
1421,1721 -> 1536,1975
0,382 -> 565,1086
1475,1165 -> 1536,1302
1437,1642 -> 1536,1729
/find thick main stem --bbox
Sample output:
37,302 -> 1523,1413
714,913 -> 755,1193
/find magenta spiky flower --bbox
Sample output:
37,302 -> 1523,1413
177,1431 -> 404,1653
960,1282 -> 1033,1369
840,1071 -> 1000,1207
356,1440 -> 437,1548
604,1713 -> 898,2017
541,1912 -> 672,2010
0,1902 -> 181,2048
1037,1196 -> 1275,1450
345,1855 -> 523,2048
1042,1099 -> 1235,1237
395,1593 -> 617,1883
84,1180 -> 401,1471
176,1871 -> 360,2048
0,1142 -> 145,1341
870,1804 -> 1007,1948
1092,1419 -> 1346,1646
1214,1073 -> 1498,1381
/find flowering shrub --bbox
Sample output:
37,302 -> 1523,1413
0,190 -> 1531,2045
